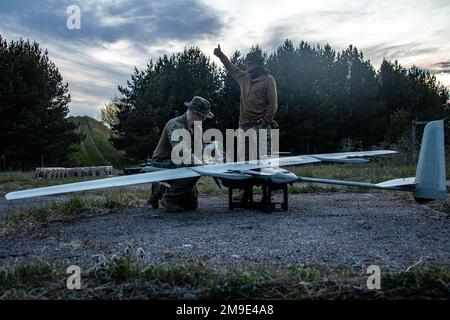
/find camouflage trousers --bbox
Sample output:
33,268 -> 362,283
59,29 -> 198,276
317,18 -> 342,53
150,159 -> 200,210
239,122 -> 272,161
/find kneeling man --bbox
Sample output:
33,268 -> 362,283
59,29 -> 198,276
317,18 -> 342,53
148,96 -> 214,213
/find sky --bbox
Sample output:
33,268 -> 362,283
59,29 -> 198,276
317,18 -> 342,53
1,0 -> 449,119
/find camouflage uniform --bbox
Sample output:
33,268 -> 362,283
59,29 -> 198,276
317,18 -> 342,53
149,96 -> 213,211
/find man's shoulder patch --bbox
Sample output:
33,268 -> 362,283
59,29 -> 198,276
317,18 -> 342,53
167,115 -> 187,130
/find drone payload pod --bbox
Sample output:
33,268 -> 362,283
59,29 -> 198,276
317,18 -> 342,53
5,120 -> 446,204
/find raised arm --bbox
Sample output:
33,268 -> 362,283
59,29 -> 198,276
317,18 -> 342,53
214,44 -> 246,83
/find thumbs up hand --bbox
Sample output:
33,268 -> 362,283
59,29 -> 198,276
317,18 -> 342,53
213,44 -> 223,57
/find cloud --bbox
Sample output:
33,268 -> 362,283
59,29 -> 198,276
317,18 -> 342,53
0,0 -> 225,43
432,61 -> 450,74
0,0 -> 226,117
362,43 -> 441,64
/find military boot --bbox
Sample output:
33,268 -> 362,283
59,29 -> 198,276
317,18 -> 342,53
160,198 -> 185,213
148,182 -> 169,209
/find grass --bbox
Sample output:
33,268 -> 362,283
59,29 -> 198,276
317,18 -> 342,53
429,198 -> 450,216
382,265 -> 450,298
0,258 -> 448,299
0,171 -> 38,184
0,189 -> 149,237
0,171 -> 115,195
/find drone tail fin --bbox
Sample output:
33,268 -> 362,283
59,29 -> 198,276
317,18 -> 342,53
413,120 -> 446,203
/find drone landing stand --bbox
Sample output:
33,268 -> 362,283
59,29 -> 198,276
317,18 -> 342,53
221,179 -> 288,213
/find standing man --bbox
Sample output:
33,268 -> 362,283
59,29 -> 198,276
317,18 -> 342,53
213,45 -> 278,159
148,96 -> 214,213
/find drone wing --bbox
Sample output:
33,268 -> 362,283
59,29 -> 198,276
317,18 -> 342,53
5,150 -> 397,200
5,167 -> 200,200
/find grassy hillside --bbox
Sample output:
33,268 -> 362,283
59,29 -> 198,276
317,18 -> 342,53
68,116 -> 127,168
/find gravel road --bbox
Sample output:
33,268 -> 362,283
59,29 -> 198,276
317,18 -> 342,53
0,190 -> 449,272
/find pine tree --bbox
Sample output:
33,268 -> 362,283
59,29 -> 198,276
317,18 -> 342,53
0,36 -> 80,170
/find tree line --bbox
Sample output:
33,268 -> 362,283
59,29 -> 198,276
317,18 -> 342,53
1,36 -> 448,169
107,39 -> 449,161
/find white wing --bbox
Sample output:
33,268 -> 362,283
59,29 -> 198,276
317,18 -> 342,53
5,168 -> 200,200
228,150 -> 397,168
5,150 -> 397,200
312,150 -> 397,160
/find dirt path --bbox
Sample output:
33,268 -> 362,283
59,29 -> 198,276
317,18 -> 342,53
0,191 -> 449,272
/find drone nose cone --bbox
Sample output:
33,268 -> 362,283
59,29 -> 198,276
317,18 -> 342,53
271,171 -> 298,184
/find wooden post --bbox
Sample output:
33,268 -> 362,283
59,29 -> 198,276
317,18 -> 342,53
411,120 -> 417,160
411,120 -> 430,160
